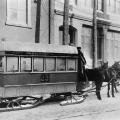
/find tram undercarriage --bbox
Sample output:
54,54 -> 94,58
0,83 -> 77,111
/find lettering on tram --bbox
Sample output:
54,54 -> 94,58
40,74 -> 49,83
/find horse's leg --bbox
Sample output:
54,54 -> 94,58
115,85 -> 119,93
107,82 -> 110,97
111,80 -> 115,97
114,80 -> 119,93
95,81 -> 102,100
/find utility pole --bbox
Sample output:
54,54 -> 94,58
48,0 -> 54,44
49,0 -> 52,44
63,0 -> 69,45
35,0 -> 41,43
93,0 -> 97,68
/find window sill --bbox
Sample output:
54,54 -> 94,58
1,71 -> 77,74
5,21 -> 32,29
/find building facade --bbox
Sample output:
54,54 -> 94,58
0,0 -> 50,43
54,0 -> 120,67
0,0 -> 120,67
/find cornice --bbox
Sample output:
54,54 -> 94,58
54,9 -> 92,22
54,9 -> 120,30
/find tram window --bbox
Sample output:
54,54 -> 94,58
57,58 -> 66,71
45,58 -> 55,71
21,57 -> 32,72
33,58 -> 44,72
0,57 -> 4,72
67,58 -> 76,71
7,57 -> 19,72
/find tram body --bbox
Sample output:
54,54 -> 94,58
0,42 -> 78,99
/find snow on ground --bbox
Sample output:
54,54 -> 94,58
0,85 -> 120,120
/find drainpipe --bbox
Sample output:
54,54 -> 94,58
93,0 -> 97,68
35,0 -> 41,43
48,0 -> 51,44
63,0 -> 69,45
48,0 -> 54,44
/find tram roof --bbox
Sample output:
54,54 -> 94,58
0,41 -> 78,54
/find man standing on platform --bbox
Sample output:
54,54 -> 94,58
76,47 -> 88,93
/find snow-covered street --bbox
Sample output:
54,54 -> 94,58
0,86 -> 120,120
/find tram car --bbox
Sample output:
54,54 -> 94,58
0,41 -> 78,111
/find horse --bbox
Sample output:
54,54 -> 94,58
77,62 -> 118,100
83,62 -> 108,100
103,62 -> 119,98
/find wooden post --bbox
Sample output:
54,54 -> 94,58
48,0 -> 54,44
63,0 -> 69,45
35,0 -> 41,43
93,0 -> 97,68
49,0 -> 51,44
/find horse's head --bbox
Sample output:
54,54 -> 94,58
100,61 -> 108,70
